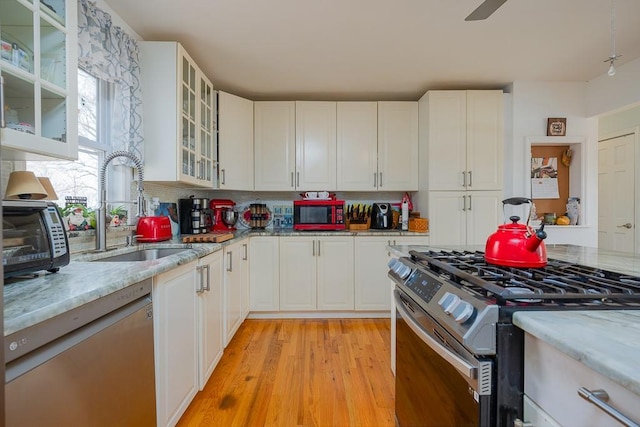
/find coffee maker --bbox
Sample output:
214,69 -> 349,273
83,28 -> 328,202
210,199 -> 237,232
178,196 -> 212,234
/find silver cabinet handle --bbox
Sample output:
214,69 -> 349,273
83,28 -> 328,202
221,168 -> 226,185
379,172 -> 383,187
204,264 -> 211,291
578,387 -> 640,427
312,240 -> 315,256
468,195 -> 472,211
617,223 -> 633,229
373,173 -> 377,188
296,171 -> 300,187
468,171 -> 472,187
243,243 -> 248,260
291,172 -> 294,188
462,171 -> 467,187
196,265 -> 205,293
317,240 -> 321,256
462,195 -> 467,211
227,251 -> 233,272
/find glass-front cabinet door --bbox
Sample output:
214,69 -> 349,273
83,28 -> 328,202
0,0 -> 77,160
180,52 -> 197,183
199,73 -> 215,187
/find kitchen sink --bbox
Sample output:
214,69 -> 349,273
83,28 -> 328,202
86,248 -> 191,262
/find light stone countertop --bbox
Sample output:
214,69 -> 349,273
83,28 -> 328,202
388,243 -> 640,398
5,229 -> 427,337
512,310 -> 640,397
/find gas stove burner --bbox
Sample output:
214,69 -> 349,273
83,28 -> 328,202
408,249 -> 640,307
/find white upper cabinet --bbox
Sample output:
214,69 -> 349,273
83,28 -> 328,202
377,101 -> 419,191
295,101 -> 336,191
217,91 -> 254,190
254,101 -> 296,190
427,90 -> 503,191
1,0 -> 78,160
139,41 -> 215,187
336,102 -> 378,191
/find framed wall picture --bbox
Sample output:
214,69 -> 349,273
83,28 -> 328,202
547,118 -> 567,136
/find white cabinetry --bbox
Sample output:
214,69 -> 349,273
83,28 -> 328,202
295,101 -> 337,190
427,190 -> 502,245
377,102 -> 419,191
1,0 -> 78,160
223,239 -> 248,346
140,41 -> 215,187
354,237 -> 395,310
249,236 -> 280,311
279,236 -> 354,311
523,333 -> 640,427
254,101 -> 296,190
336,102 -> 378,191
218,91 -> 254,190
425,90 -> 503,191
197,251 -> 224,390
153,260 -> 198,427
419,90 -> 504,246
153,253 -> 225,427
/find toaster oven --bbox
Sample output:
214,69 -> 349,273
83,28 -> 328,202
3,200 -> 70,279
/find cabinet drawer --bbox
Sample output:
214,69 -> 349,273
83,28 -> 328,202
524,334 -> 640,427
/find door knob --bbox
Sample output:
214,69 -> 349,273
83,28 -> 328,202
617,223 -> 633,229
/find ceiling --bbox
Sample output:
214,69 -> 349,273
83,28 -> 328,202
103,0 -> 640,101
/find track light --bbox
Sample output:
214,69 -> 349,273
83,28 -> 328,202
604,0 -> 622,77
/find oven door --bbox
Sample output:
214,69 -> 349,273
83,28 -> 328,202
394,289 -> 494,427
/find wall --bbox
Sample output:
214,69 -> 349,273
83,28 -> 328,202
508,81 -> 596,246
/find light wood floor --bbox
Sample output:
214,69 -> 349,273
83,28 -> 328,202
177,319 -> 395,427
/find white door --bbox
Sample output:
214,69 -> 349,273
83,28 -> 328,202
295,101 -> 337,190
428,191 -> 467,245
377,101 -> 419,190
249,236 -> 280,311
279,237 -> 316,310
254,101 -> 296,190
218,91 -> 254,190
336,102 -> 378,191
598,133 -> 635,252
316,236 -> 354,310
224,242 -> 243,345
466,191 -> 503,246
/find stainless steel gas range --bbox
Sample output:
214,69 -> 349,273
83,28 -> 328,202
389,249 -> 640,427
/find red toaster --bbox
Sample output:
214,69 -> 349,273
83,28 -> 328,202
136,216 -> 173,242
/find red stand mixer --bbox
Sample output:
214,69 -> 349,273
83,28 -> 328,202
210,199 -> 238,232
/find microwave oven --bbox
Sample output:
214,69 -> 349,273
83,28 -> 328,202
3,200 -> 70,279
293,199 -> 345,231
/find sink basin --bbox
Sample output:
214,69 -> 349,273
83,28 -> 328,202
88,248 -> 191,262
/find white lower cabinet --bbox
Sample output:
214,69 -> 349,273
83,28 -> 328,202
153,252 -> 224,427
354,237 -> 397,311
223,239 -> 248,346
197,251 -> 224,389
523,333 -> 640,427
279,236 -> 354,311
249,236 -> 280,311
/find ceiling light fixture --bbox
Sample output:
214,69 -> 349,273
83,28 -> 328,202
604,0 -> 622,76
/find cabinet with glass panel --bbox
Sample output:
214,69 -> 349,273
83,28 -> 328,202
139,41 -> 216,187
0,0 -> 78,160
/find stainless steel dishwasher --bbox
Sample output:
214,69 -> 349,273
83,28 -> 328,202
5,279 -> 156,427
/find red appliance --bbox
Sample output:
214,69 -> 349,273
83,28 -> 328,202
136,216 -> 172,242
484,197 -> 547,268
210,199 -> 237,232
293,199 -> 345,231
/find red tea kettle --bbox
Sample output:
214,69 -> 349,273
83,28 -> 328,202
484,197 -> 548,268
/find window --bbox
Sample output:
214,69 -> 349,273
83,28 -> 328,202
27,68 -> 130,216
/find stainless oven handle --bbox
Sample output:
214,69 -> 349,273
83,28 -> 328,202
394,291 -> 477,381
578,387 -> 640,427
